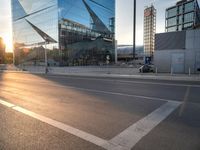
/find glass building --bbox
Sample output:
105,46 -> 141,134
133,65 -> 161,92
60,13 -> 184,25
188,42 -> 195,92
166,0 -> 200,32
11,0 -> 115,66
143,5 -> 156,58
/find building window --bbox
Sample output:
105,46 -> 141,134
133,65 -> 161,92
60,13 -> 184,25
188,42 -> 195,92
167,17 -> 177,27
184,12 -> 194,23
179,15 -> 183,24
167,26 -> 177,32
184,2 -> 194,13
178,25 -> 182,31
183,22 -> 193,29
179,5 -> 183,14
167,7 -> 177,18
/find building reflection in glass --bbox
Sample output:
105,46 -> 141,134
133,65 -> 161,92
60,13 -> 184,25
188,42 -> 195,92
11,0 -> 115,66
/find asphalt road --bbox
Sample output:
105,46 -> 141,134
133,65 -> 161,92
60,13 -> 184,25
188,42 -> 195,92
0,72 -> 199,150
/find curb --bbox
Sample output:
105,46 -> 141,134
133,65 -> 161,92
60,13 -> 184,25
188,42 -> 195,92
42,72 -> 200,82
1,70 -> 200,82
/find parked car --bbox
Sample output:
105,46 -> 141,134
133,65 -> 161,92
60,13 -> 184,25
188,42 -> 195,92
139,65 -> 154,73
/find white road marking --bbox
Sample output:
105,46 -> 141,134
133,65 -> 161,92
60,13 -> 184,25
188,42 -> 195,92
58,85 -> 178,103
179,86 -> 191,116
0,81 -> 180,103
0,99 -> 181,150
12,106 -> 109,147
0,99 -> 15,107
0,99 -> 121,149
106,101 -> 181,150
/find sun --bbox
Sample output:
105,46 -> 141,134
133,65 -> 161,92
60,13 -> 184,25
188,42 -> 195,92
2,35 -> 13,52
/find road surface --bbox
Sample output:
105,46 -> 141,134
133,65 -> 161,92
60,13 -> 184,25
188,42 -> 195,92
0,72 -> 199,150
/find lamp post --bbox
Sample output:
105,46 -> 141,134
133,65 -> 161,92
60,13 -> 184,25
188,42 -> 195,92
44,40 -> 48,74
133,0 -> 136,60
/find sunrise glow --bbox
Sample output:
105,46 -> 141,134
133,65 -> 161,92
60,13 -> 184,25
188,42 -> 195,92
2,35 -> 13,52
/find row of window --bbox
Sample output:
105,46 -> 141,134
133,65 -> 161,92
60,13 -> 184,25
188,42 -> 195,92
166,12 -> 194,27
166,22 -> 193,32
166,1 -> 195,18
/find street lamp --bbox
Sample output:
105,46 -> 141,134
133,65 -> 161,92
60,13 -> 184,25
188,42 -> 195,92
44,39 -> 48,74
133,0 -> 136,60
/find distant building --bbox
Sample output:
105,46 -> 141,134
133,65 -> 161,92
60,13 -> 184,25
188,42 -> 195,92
0,37 -> 6,64
117,45 -> 144,61
166,0 -> 200,32
154,29 -> 200,74
143,5 -> 156,59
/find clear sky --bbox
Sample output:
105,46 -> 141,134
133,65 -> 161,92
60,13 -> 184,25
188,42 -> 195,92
0,0 -> 12,52
0,0 -> 198,52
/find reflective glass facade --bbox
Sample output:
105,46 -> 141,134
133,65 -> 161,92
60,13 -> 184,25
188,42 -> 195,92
165,0 -> 200,32
11,0 -> 115,66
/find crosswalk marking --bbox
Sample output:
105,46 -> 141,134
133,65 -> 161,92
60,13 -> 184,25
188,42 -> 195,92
0,99 -> 181,150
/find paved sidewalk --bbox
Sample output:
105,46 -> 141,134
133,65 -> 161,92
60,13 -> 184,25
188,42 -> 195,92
1,65 -> 200,81
10,66 -> 200,82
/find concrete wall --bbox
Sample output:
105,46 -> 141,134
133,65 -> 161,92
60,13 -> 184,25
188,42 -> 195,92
184,50 -> 195,73
155,31 -> 186,50
155,29 -> 200,74
21,66 -> 140,75
154,49 -> 184,73
186,30 -> 200,73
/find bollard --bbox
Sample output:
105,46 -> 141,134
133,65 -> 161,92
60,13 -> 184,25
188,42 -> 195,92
189,67 -> 191,76
156,67 -> 158,75
171,67 -> 173,76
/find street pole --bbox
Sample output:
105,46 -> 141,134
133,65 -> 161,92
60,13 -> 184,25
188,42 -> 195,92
133,0 -> 136,61
45,40 -> 48,74
12,38 -> 15,65
13,49 -> 15,65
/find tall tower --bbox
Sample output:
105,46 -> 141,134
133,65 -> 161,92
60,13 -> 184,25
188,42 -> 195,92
143,5 -> 156,60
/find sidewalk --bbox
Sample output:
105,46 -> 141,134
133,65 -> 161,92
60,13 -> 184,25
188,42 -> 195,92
16,66 -> 200,82
1,65 -> 200,81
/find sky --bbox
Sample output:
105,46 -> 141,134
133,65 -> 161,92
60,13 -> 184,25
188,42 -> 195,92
0,0 -> 196,52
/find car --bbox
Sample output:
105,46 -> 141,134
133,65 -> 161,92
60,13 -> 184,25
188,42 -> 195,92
139,65 -> 154,73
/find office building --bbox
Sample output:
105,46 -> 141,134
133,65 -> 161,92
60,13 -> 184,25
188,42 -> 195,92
0,37 -> 6,64
143,5 -> 156,60
166,0 -> 200,32
11,0 -> 115,66
154,0 -> 200,74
